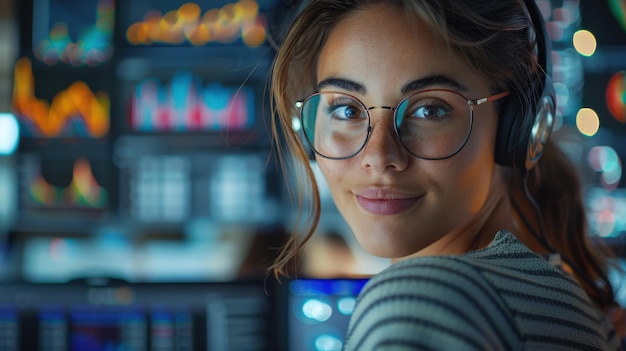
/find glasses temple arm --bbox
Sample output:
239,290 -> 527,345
472,91 -> 511,106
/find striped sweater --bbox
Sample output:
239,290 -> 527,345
344,231 -> 620,350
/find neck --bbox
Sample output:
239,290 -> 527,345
510,187 -> 551,255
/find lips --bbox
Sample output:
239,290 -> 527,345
355,189 -> 422,216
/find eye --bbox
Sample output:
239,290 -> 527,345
326,97 -> 365,121
331,105 -> 362,120
410,103 -> 450,119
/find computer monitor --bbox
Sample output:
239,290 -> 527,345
0,279 -> 275,351
283,278 -> 368,351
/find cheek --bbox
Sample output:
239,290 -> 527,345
316,158 -> 344,196
316,158 -> 332,182
459,152 -> 495,212
464,112 -> 498,163
449,116 -> 498,205
316,158 -> 359,221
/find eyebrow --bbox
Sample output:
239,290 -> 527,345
316,74 -> 468,95
317,77 -> 365,93
402,75 -> 468,94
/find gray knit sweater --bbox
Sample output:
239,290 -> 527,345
344,231 -> 620,350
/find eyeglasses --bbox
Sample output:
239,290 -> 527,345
297,89 -> 510,160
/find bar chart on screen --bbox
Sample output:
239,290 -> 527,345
130,71 -> 254,132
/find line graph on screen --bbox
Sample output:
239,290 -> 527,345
12,57 -> 110,138
26,157 -> 108,209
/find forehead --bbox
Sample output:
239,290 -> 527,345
336,5 -> 439,53
316,4 -> 485,97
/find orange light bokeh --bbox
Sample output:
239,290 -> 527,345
126,1 -> 266,47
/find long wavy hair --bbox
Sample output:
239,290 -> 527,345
268,0 -> 617,310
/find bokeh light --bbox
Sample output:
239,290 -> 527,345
573,29 -> 597,57
314,335 -> 343,351
576,108 -> 600,136
590,194 -> 617,237
337,297 -> 356,316
292,116 -> 302,132
606,71 -> 626,123
588,145 -> 623,190
302,299 -> 332,322
126,1 -> 266,47
588,188 -> 626,238
0,113 -> 19,155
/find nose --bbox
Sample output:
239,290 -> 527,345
359,108 -> 409,172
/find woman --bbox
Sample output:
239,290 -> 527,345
269,0 -> 622,349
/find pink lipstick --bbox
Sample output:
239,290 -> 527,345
355,190 -> 421,216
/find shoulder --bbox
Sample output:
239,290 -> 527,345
360,251 -> 505,305
343,231 -> 621,350
344,252 -> 520,350
352,231 -> 530,321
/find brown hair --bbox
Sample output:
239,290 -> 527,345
510,142 -> 617,309
268,0 -> 617,309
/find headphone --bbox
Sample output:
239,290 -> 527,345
494,0 -> 556,172
495,1 -> 612,304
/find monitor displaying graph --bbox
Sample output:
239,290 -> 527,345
12,57 -> 111,139
130,71 -> 255,132
120,0 -> 276,48
0,281 -> 274,350
19,154 -> 110,213
31,0 -> 115,66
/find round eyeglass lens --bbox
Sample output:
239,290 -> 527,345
395,90 -> 472,159
301,92 -> 370,159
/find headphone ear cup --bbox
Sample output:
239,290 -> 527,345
494,84 -> 556,171
495,94 -> 528,169
525,84 -> 556,169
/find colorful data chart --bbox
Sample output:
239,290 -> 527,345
126,1 -> 266,47
12,57 -> 110,138
33,0 -> 114,66
27,157 -> 108,209
607,71 -> 626,123
131,72 -> 254,132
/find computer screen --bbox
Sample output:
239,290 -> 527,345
0,279 -> 275,351
284,278 -> 368,351
0,277 -> 371,351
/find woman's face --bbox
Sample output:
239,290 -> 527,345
315,4 -> 507,258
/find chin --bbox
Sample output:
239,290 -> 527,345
351,225 -> 425,258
